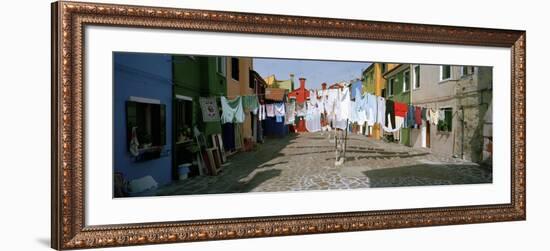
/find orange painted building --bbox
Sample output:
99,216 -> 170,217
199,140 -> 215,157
288,77 -> 310,104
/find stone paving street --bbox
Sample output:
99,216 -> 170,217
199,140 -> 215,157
156,132 -> 492,196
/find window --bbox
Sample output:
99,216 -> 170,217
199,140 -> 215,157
403,70 -> 410,92
126,101 -> 166,149
388,77 -> 395,96
231,57 -> 240,81
437,107 -> 453,132
216,57 -> 226,75
381,63 -> 386,73
249,78 -> 257,89
413,65 -> 420,89
440,65 -> 451,81
461,66 -> 474,76
175,98 -> 193,141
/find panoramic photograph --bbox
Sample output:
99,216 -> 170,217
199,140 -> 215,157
112,52 -> 493,198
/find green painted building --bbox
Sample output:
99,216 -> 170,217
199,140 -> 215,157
383,64 -> 412,146
172,56 -> 227,141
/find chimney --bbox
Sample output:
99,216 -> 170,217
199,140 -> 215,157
321,82 -> 327,90
290,73 -> 295,90
299,77 -> 306,90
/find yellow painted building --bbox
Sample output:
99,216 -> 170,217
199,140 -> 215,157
226,57 -> 254,148
362,63 -> 399,139
264,74 -> 295,92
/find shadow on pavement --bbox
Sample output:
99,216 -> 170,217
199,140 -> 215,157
363,163 -> 492,188
154,134 -> 297,196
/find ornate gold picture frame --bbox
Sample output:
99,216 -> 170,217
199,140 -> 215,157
51,1 -> 526,249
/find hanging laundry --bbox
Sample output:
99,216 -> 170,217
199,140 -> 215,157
242,95 -> 260,115
421,107 -> 427,121
266,103 -> 275,117
405,105 -> 414,128
284,101 -> 295,125
318,93 -> 326,115
365,93 -> 377,126
377,96 -> 386,126
382,125 -> 401,133
429,108 -> 439,125
350,94 -> 367,124
274,102 -> 285,123
394,116 -> 404,141
382,111 -> 401,133
274,102 -> 285,117
385,99 -> 396,130
415,106 -> 422,127
336,87 -> 351,122
326,89 -> 339,119
222,123 -> 235,151
439,109 -> 446,121
199,97 -> 220,122
305,101 -> 322,132
220,96 -> 245,124
295,102 -> 307,117
259,104 -> 266,121
350,80 -> 363,100
309,90 -> 318,106
394,101 -> 408,118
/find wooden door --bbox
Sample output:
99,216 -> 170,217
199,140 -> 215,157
426,123 -> 431,148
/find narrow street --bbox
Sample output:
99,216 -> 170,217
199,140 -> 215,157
156,133 -> 492,196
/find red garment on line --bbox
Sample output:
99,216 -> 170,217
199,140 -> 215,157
415,106 -> 422,126
394,102 -> 408,117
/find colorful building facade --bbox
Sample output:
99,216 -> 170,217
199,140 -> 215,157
172,55 -> 227,140
265,74 -> 295,92
383,64 -> 412,146
362,63 -> 399,139
226,57 -> 255,149
113,52 -> 174,188
288,77 -> 310,103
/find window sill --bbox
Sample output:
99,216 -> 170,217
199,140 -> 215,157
438,78 -> 454,84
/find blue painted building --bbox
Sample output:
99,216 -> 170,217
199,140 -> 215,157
113,52 -> 173,188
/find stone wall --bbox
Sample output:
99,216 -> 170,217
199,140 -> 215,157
454,67 -> 493,162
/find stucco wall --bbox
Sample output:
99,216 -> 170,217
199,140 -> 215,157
227,57 -> 254,140
410,65 -> 492,162
113,52 -> 173,186
173,56 -> 225,139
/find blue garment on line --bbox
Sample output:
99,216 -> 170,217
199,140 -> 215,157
350,80 -> 363,100
405,105 -> 415,128
275,115 -> 283,123
350,94 -> 367,124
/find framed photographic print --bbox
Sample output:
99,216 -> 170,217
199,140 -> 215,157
51,1 -> 526,249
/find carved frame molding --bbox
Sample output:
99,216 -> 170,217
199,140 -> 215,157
51,1 -> 526,249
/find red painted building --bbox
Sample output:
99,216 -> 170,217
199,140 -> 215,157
288,77 -> 310,103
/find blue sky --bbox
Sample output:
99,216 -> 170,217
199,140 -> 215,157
253,58 -> 371,90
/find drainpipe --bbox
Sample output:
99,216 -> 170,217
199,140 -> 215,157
409,65 -> 413,147
461,105 -> 465,159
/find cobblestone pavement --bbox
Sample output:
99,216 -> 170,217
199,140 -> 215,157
156,132 -> 492,196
